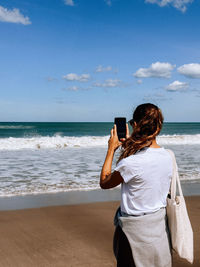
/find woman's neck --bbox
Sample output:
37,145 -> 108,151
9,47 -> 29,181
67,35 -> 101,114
149,139 -> 161,148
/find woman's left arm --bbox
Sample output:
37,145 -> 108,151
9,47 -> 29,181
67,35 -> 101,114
100,124 -> 126,189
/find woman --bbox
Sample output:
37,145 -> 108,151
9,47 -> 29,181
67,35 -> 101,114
100,103 -> 173,267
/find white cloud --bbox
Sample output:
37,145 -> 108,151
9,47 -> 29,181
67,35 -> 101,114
46,77 -> 57,82
145,0 -> 193,12
0,5 -> 31,25
134,62 -> 175,78
137,79 -> 143,84
166,80 -> 189,91
64,0 -> 75,6
178,63 -> 200,78
63,86 -> 91,91
63,73 -> 90,82
94,79 -> 121,88
96,65 -> 112,72
143,92 -> 171,103
105,0 -> 112,6
66,86 -> 79,91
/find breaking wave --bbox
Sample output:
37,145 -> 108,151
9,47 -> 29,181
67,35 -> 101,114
0,134 -> 199,150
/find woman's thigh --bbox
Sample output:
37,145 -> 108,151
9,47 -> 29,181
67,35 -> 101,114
113,225 -> 136,267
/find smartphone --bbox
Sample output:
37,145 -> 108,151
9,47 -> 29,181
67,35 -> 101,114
114,117 -> 126,140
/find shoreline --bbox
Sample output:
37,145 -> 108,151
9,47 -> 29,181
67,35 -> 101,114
0,180 -> 200,211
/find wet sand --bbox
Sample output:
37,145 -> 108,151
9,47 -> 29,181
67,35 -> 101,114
0,196 -> 199,266
0,181 -> 199,211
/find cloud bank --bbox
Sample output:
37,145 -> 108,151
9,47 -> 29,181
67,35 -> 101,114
143,92 -> 171,103
0,5 -> 31,25
137,79 -> 143,84
94,79 -> 121,88
134,62 -> 175,78
178,63 -> 200,78
64,0 -> 75,6
166,80 -> 189,91
105,0 -> 112,6
65,86 -> 78,91
96,65 -> 112,72
145,0 -> 193,12
63,73 -> 90,82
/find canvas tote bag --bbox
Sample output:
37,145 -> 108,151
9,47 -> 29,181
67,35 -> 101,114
166,149 -> 194,264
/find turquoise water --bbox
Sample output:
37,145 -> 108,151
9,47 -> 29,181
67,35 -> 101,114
0,122 -> 199,196
0,122 -> 200,138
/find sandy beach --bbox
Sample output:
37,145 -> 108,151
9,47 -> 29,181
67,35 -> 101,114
0,196 -> 199,267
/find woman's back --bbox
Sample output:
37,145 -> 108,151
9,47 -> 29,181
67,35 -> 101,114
115,147 -> 173,216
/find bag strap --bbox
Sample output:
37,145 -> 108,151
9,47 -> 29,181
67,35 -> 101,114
166,149 -> 183,200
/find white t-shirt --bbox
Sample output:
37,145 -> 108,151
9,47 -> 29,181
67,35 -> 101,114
114,147 -> 173,216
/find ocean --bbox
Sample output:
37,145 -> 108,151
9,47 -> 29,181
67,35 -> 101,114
0,122 -> 200,197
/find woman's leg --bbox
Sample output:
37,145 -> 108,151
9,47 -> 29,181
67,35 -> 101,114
113,225 -> 136,267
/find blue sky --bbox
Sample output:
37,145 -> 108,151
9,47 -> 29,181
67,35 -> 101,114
0,0 -> 200,122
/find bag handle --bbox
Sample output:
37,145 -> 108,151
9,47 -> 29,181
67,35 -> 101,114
166,149 -> 183,200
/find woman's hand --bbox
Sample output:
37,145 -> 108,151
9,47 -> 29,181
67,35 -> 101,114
108,124 -> 122,152
108,123 -> 130,152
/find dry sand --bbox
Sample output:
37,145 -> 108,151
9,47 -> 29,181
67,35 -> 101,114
0,196 -> 199,267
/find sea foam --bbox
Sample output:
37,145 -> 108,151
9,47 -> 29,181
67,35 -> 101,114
0,134 -> 200,150
0,125 -> 35,129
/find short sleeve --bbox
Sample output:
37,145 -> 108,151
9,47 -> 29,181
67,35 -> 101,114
114,158 -> 137,183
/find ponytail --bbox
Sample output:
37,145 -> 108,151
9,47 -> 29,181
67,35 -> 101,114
117,103 -> 164,163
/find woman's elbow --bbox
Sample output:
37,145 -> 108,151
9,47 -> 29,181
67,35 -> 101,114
99,181 -> 108,189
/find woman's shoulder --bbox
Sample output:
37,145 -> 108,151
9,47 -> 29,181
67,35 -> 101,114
116,147 -> 175,166
114,153 -> 141,180
163,148 -> 176,164
116,152 -> 140,168
164,148 -> 174,153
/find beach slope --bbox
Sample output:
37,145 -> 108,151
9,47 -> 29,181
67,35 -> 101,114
0,196 -> 199,267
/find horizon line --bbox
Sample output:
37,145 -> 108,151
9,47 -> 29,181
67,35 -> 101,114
0,121 -> 199,123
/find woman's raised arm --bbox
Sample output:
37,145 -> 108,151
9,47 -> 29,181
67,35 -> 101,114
100,124 -> 126,189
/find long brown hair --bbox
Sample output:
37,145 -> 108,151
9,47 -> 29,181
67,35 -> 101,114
117,103 -> 164,163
